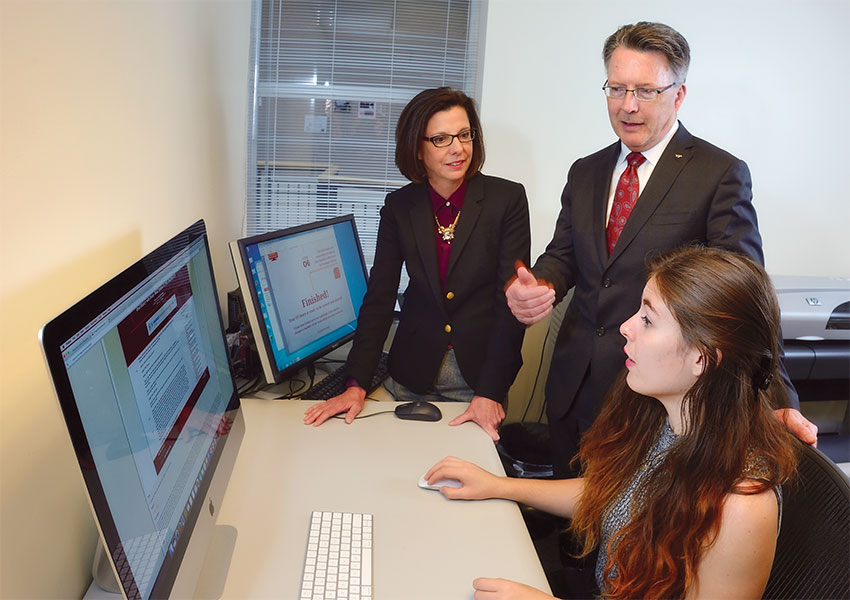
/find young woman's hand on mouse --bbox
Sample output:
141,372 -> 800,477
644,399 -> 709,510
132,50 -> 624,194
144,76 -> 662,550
424,456 -> 505,500
472,577 -> 555,600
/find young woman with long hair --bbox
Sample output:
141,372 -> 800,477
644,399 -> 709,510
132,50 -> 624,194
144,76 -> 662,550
426,246 -> 798,599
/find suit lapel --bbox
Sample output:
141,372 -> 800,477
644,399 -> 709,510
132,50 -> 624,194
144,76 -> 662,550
608,123 -> 695,264
408,183 -> 444,303
593,143 -> 622,266
446,174 -> 483,280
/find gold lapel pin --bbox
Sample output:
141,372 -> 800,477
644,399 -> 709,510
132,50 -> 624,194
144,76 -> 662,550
675,154 -> 683,159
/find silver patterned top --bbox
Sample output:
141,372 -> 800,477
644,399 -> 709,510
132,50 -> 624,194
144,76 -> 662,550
595,420 -> 679,590
594,421 -> 783,594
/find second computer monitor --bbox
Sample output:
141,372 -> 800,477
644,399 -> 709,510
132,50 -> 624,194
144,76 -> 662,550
230,215 -> 369,385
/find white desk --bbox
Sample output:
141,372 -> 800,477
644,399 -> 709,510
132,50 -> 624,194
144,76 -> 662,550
85,397 -> 551,599
212,398 -> 550,599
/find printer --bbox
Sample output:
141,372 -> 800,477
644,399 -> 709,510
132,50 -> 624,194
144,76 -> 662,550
774,275 -> 850,381
774,275 -> 849,463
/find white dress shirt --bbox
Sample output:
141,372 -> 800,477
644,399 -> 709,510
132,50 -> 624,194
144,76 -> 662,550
605,120 -> 680,223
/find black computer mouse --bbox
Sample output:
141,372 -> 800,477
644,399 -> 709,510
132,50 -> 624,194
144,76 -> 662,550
394,401 -> 442,422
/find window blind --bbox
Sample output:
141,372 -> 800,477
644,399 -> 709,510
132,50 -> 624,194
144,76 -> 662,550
245,0 -> 486,267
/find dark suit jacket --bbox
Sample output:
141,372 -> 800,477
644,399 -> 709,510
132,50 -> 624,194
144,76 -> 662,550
346,172 -> 530,401
533,122 -> 798,422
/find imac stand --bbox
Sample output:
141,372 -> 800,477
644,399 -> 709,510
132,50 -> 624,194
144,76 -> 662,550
86,524 -> 237,599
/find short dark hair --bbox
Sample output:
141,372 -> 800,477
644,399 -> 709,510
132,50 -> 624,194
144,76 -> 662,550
394,87 -> 485,183
603,22 -> 690,83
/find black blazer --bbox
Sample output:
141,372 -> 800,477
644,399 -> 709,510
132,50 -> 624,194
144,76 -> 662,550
533,122 -> 798,422
346,172 -> 530,401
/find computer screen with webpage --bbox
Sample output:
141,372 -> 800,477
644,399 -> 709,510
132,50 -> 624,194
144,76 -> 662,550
230,214 -> 369,385
40,220 -> 243,600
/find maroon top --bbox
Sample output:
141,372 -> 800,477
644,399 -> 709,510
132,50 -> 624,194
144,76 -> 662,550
428,181 -> 466,290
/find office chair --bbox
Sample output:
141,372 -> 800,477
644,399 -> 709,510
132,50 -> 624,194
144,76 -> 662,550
508,292 -> 571,425
762,440 -> 850,599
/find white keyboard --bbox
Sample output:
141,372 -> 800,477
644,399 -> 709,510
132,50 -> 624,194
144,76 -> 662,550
300,511 -> 373,600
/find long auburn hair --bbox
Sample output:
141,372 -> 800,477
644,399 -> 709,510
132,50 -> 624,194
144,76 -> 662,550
570,246 -> 798,599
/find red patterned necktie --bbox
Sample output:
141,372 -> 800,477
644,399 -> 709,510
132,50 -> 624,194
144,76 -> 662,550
606,152 -> 646,254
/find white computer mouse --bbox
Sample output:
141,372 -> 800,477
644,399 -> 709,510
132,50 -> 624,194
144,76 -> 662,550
418,473 -> 462,491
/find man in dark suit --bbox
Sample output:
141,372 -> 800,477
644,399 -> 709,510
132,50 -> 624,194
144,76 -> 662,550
506,21 -> 817,477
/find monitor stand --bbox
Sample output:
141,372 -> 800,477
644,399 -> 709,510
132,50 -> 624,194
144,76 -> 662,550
91,542 -> 120,594
86,524 -> 238,599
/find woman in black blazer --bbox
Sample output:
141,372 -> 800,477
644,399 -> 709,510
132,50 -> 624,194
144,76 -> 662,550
304,88 -> 530,440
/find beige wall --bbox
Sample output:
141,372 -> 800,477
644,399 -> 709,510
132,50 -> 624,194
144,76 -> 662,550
0,1 -> 251,596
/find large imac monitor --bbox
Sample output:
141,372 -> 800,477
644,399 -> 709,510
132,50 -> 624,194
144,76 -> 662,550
229,214 -> 369,385
39,220 -> 244,600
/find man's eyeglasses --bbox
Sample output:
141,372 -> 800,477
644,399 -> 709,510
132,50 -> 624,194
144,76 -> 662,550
422,129 -> 476,148
602,81 -> 678,102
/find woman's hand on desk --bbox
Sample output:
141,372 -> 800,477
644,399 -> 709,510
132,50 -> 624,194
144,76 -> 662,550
303,386 -> 366,426
472,577 -> 555,600
449,396 -> 505,441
